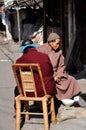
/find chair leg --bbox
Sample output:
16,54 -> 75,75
50,97 -> 57,122
42,99 -> 49,130
16,99 -> 21,130
24,101 -> 29,121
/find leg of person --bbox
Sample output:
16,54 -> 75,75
14,86 -> 24,112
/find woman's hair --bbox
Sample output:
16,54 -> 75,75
21,39 -> 33,46
21,39 -> 36,53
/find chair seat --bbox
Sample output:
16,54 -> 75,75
16,94 -> 52,101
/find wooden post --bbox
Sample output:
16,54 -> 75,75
43,0 -> 47,43
16,6 -> 21,45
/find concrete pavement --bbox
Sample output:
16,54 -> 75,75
0,42 -> 86,130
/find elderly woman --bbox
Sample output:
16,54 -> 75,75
37,33 -> 81,100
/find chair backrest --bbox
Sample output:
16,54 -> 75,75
12,63 -> 47,97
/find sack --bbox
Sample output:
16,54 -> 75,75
57,104 -> 86,122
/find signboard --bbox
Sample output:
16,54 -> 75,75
4,0 -> 14,7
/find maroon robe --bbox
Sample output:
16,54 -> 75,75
37,43 -> 81,100
16,48 -> 56,97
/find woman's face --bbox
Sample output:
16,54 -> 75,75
49,38 -> 61,50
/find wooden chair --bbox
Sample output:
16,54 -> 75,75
12,63 -> 57,130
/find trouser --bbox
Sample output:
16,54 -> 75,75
14,86 -> 24,112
